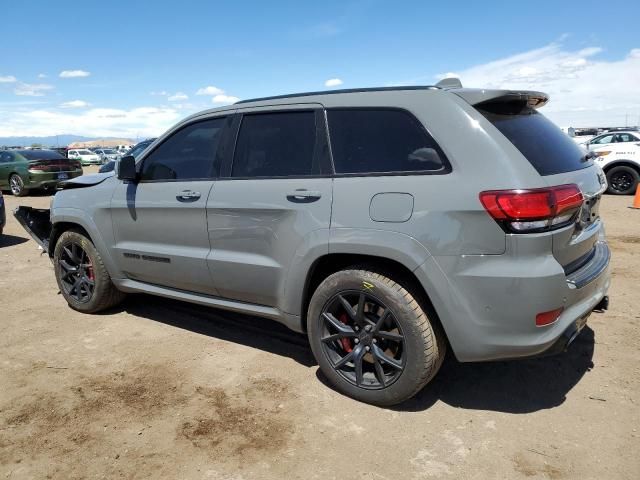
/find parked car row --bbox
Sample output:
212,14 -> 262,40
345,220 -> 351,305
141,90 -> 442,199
98,139 -> 156,173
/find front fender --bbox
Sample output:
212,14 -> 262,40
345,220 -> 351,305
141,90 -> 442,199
52,207 -> 123,279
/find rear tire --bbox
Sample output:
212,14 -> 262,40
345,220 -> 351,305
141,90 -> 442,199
9,174 -> 27,197
53,230 -> 125,313
307,267 -> 446,406
606,165 -> 639,195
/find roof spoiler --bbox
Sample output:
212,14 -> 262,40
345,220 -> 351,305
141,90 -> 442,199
453,88 -> 549,109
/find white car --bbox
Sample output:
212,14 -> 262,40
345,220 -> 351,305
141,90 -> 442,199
93,148 -> 120,162
582,130 -> 640,150
67,149 -> 102,166
592,142 -> 640,194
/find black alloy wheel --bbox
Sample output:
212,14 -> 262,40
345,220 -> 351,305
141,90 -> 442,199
319,290 -> 406,389
58,241 -> 95,303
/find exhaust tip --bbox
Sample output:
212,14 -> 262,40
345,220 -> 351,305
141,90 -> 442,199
593,295 -> 609,313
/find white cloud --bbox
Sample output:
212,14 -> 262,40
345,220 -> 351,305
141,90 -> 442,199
14,83 -> 54,97
60,100 -> 91,108
196,85 -> 225,96
0,106 -> 183,138
212,94 -> 240,104
37,73 -> 48,78
436,42 -> 640,127
150,90 -> 168,96
0,75 -> 17,83
196,85 -> 240,104
59,70 -> 91,78
324,78 -> 343,87
168,92 -> 189,101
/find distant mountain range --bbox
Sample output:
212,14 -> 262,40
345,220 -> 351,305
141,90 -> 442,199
0,135 -> 136,147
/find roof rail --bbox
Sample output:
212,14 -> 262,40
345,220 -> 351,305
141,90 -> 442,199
234,85 -> 440,104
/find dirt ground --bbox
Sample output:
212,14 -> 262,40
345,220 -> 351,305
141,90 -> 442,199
1,169 -> 639,479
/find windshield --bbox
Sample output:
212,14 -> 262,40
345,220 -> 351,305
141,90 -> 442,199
78,150 -> 94,155
102,149 -> 116,154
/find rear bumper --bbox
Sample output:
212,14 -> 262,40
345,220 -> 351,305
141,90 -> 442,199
415,237 -> 611,362
26,171 -> 83,189
537,297 -> 606,358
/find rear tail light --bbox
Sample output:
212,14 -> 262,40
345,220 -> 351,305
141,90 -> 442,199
536,307 -> 564,327
479,184 -> 583,233
28,164 -> 46,171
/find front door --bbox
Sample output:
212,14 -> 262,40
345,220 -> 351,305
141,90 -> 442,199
206,108 -> 333,308
110,116 -> 230,295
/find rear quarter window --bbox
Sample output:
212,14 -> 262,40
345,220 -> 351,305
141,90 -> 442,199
327,108 -> 449,175
477,102 -> 591,176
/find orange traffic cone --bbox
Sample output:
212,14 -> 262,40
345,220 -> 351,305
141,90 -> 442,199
632,184 -> 640,209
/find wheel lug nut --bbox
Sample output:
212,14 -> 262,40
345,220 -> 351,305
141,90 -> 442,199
373,339 -> 377,343
354,338 -> 359,344
365,346 -> 370,351
355,326 -> 359,331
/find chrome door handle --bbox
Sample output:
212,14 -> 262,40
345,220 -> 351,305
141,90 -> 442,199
286,189 -> 322,203
177,190 -> 201,201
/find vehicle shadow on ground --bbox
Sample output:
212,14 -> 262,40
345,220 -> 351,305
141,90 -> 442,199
0,234 -> 29,248
114,294 -> 316,367
393,326 -> 596,414
111,295 -> 596,413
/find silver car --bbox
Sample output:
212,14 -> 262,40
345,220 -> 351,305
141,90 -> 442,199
15,80 -> 611,405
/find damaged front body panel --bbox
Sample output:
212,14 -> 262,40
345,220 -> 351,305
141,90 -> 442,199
14,206 -> 52,252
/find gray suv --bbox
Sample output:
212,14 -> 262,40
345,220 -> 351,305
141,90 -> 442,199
15,81 -> 611,406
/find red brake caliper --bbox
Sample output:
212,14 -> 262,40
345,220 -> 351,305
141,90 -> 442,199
86,259 -> 94,281
339,312 -> 353,353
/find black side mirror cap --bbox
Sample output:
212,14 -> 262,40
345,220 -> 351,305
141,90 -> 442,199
117,155 -> 137,181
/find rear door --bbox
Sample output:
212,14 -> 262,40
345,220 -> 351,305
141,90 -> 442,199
110,116 -> 231,295
206,106 -> 333,307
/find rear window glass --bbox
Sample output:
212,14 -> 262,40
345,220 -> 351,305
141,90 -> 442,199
477,103 -> 591,176
19,150 -> 65,160
327,109 -> 448,174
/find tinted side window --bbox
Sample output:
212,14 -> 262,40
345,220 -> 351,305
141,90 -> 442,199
141,118 -> 225,181
615,133 -> 637,143
232,111 -> 316,178
327,109 -> 447,174
0,152 -> 14,163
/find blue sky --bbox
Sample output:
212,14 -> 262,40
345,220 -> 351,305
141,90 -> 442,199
1,0 -> 638,137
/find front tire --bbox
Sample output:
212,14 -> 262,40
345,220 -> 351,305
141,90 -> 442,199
53,230 -> 125,313
307,268 -> 446,406
606,165 -> 639,195
9,174 -> 27,197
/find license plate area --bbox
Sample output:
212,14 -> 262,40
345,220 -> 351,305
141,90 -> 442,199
58,172 -> 69,180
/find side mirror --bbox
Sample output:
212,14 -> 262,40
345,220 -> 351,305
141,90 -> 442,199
117,155 -> 137,181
